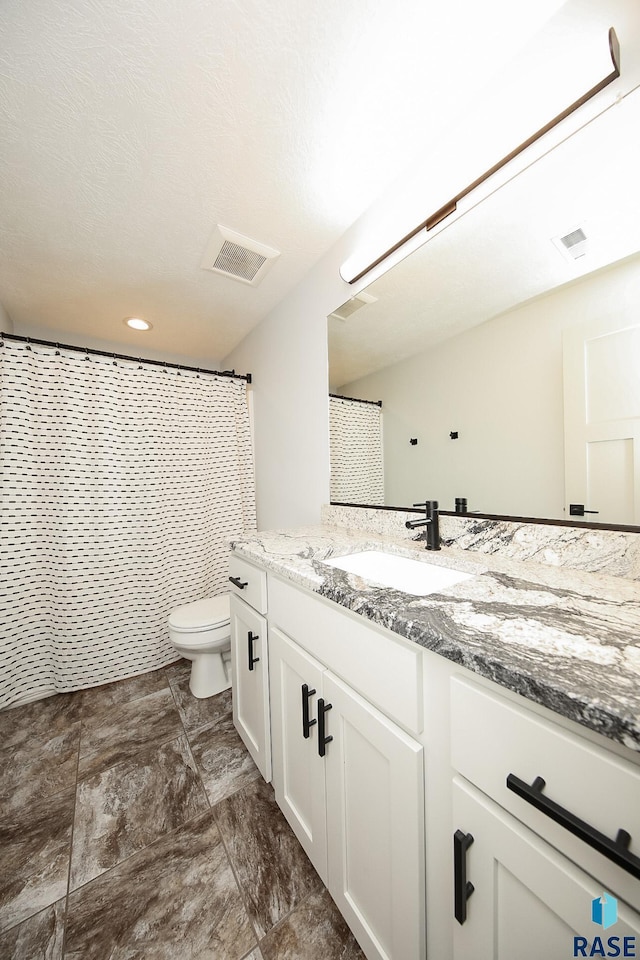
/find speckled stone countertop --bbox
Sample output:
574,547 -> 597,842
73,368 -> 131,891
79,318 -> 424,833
231,524 -> 640,754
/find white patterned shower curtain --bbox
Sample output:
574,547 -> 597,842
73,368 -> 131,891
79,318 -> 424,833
0,340 -> 256,708
329,395 -> 384,505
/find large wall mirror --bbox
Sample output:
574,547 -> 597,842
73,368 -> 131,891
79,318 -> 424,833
328,86 -> 640,528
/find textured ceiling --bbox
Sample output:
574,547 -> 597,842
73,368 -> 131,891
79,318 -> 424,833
0,0 -> 565,361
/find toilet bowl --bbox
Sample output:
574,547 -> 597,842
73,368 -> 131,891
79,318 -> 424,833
168,594 -> 231,699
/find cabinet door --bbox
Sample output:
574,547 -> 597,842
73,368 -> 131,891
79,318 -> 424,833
323,672 -> 425,960
452,777 -> 640,960
230,594 -> 271,782
269,626 -> 328,883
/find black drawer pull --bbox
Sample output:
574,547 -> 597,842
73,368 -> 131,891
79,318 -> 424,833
453,830 -> 474,924
229,576 -> 248,589
301,684 -> 317,739
507,774 -> 640,880
317,698 -> 333,757
247,631 -> 260,671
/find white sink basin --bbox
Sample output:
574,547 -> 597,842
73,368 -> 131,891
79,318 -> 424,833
322,550 -> 474,597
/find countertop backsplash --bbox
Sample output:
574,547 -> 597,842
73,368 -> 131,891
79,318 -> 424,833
322,505 -> 640,581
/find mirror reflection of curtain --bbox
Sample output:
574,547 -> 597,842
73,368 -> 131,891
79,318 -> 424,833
329,396 -> 383,505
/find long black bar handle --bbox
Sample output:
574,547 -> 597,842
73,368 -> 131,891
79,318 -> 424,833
247,631 -> 260,671
507,774 -> 640,880
453,830 -> 475,924
317,698 -> 333,757
301,684 -> 317,739
229,576 -> 248,589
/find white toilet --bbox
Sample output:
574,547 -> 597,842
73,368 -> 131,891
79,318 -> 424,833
168,594 -> 231,699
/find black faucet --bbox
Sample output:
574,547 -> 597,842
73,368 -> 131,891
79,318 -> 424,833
405,500 -> 441,551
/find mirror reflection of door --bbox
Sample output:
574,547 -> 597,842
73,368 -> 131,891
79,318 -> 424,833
563,319 -> 640,525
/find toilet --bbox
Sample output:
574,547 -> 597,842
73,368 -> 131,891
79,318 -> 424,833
168,594 -> 231,699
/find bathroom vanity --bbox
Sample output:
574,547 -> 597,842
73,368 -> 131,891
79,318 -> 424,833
228,521 -> 640,960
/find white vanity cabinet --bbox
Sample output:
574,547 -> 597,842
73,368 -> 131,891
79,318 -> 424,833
229,548 -> 640,960
452,778 -> 640,960
269,626 -> 328,878
229,555 -> 271,781
268,577 -> 426,960
450,677 -> 640,958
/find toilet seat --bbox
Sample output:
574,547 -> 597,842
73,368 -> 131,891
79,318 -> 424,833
168,595 -> 230,634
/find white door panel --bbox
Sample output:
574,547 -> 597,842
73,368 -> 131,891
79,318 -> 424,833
563,318 -> 640,524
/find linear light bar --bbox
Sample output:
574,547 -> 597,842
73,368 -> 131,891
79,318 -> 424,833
340,27 -> 620,286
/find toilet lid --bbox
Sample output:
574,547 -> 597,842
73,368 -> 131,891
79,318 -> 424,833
168,594 -> 230,633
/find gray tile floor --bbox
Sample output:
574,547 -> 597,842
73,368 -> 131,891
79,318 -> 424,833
0,662 -> 365,960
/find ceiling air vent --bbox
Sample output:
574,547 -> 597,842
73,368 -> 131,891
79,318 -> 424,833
201,225 -> 280,286
552,226 -> 588,262
329,291 -> 378,321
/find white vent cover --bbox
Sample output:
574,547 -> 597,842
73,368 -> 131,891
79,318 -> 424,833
330,291 -> 378,321
552,225 -> 588,262
201,225 -> 280,286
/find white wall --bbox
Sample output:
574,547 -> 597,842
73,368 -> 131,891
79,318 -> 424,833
222,247 -> 352,530
337,254 -> 640,519
0,302 -> 13,333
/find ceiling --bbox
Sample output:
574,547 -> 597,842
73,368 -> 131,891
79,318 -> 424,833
0,0 -> 566,361
328,80 -> 640,388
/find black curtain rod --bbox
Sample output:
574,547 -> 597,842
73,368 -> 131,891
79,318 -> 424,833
330,392 -> 382,407
0,332 -> 252,383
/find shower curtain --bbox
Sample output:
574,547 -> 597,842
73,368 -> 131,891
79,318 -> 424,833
329,395 -> 384,505
0,340 -> 256,709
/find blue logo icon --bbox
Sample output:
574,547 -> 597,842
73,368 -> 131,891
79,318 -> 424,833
574,892 -> 635,956
592,893 -> 618,930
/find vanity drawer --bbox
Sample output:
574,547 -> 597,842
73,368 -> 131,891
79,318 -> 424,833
450,676 -> 640,905
229,553 -> 267,614
268,574 -> 423,734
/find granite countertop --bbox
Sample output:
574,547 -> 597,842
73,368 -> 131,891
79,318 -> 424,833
231,523 -> 640,754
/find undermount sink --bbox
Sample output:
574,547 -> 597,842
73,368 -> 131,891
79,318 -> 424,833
321,550 -> 474,597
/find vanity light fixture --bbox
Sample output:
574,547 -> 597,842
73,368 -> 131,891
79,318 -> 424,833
340,27 -> 620,287
124,317 -> 153,331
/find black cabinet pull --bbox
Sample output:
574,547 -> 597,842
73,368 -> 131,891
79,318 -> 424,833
507,774 -> 640,880
302,683 -> 317,739
317,698 -> 333,757
229,576 -> 248,589
453,830 -> 475,924
247,631 -> 260,671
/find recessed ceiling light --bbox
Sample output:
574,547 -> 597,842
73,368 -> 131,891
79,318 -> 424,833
124,317 -> 152,331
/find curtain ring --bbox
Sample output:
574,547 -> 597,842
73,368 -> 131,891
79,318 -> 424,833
85,347 -> 90,361
112,352 -> 117,366
55,342 -> 60,356
26,337 -> 32,351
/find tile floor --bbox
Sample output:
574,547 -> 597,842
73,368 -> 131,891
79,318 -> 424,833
0,662 -> 365,960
